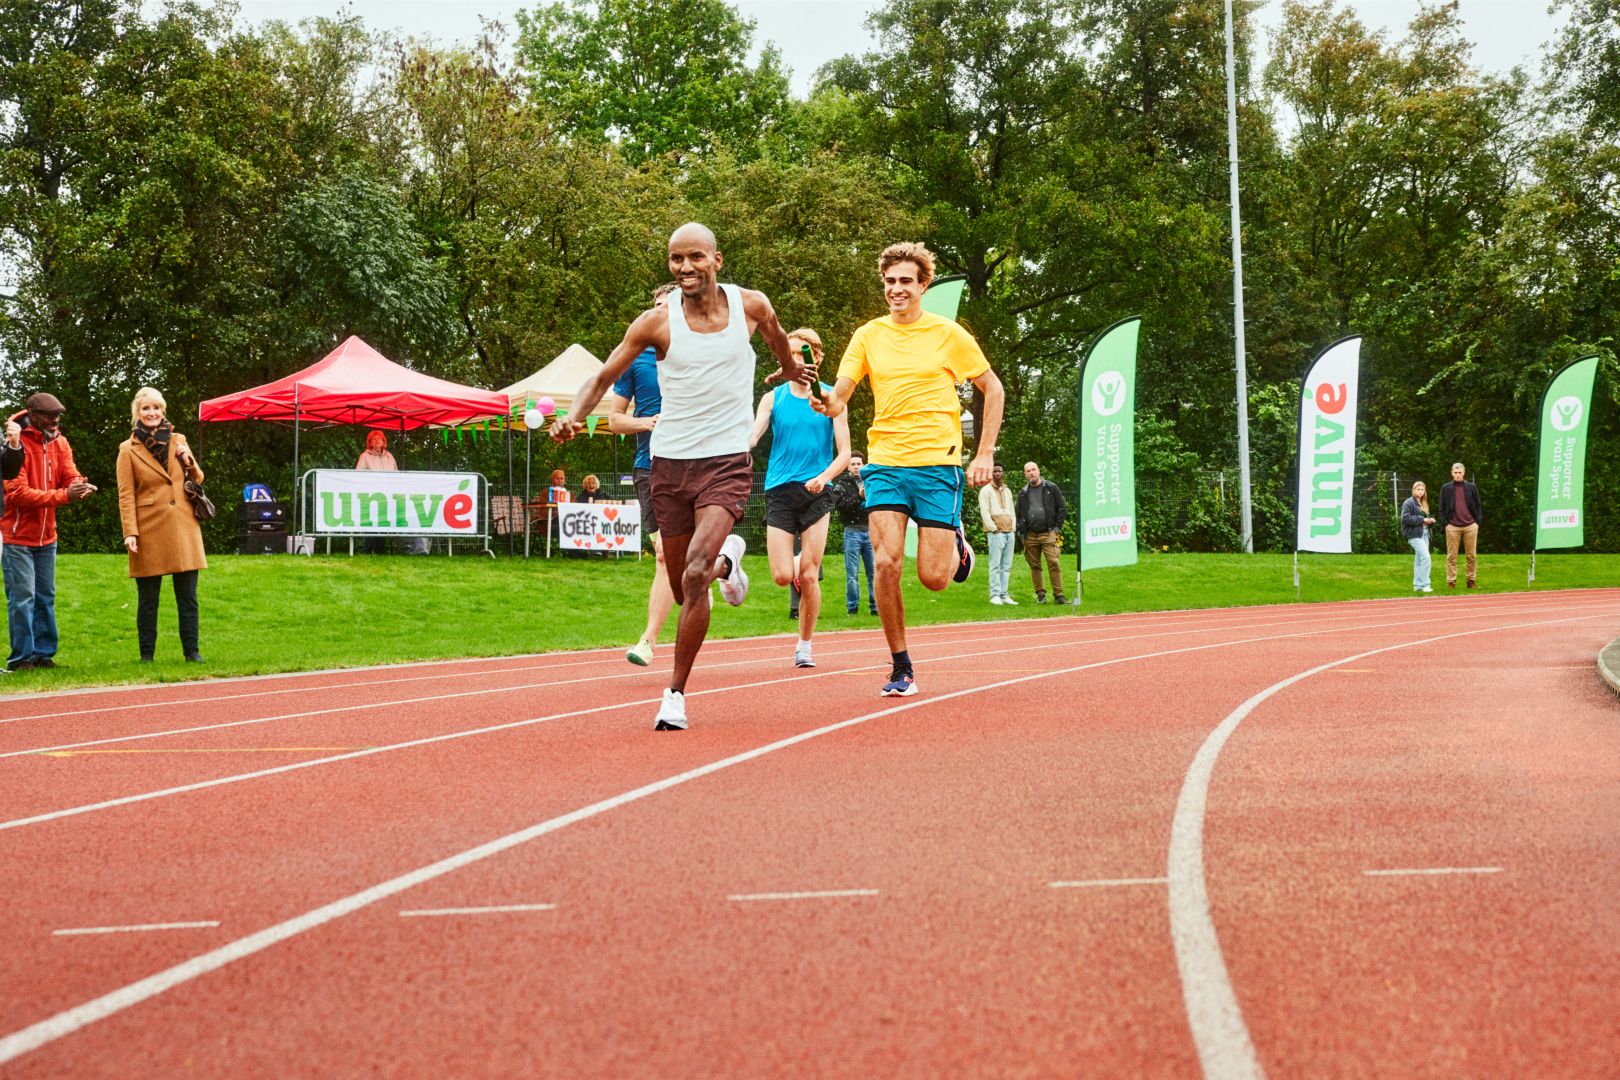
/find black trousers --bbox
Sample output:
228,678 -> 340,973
136,570 -> 199,658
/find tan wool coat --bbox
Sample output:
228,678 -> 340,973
116,432 -> 208,579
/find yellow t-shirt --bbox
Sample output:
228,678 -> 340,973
836,312 -> 990,467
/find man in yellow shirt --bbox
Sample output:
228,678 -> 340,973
814,242 -> 1004,697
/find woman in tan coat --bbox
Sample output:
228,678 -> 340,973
116,387 -> 207,662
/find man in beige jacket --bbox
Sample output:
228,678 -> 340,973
978,463 -> 1017,604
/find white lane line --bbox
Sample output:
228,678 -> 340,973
53,922 -> 219,937
1362,867 -> 1504,877
728,890 -> 879,902
3,596 -> 1593,835
1049,877 -> 1168,888
1166,610 -> 1615,1080
0,594 -> 1564,762
7,607 -> 1612,1066
1,618 -> 1106,759
398,904 -> 556,917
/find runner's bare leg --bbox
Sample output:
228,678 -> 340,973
868,510 -> 909,653
796,515 -> 830,643
913,525 -> 955,591
670,504 -> 738,693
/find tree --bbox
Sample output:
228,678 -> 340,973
513,0 -> 789,164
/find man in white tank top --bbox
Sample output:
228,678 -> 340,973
552,222 -> 808,730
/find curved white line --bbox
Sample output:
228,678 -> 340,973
1166,610 -> 1614,1079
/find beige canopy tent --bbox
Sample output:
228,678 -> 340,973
497,343 -> 614,419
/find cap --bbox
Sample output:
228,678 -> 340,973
24,392 -> 65,414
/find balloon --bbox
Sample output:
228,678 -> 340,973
536,396 -> 557,415
524,408 -> 544,430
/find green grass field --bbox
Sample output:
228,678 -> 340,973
10,549 -> 1616,691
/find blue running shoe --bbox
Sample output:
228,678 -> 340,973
952,526 -> 975,584
881,670 -> 916,697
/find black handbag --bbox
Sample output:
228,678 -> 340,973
183,478 -> 216,522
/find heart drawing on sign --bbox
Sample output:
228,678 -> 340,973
602,507 -> 619,522
614,536 -> 626,546
594,534 -> 608,546
573,538 -> 588,548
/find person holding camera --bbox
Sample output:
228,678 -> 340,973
116,387 -> 207,663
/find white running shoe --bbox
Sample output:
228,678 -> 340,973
626,639 -> 654,666
794,641 -> 815,669
989,595 -> 1004,605
654,688 -> 687,731
1002,596 -> 1019,606
718,534 -> 749,606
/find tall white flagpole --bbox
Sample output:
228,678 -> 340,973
1225,0 -> 1255,553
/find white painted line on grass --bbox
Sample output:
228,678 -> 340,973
1049,877 -> 1168,888
1362,867 -> 1504,877
1166,610 -> 1615,1080
53,922 -> 219,937
7,606 -> 1611,1067
398,904 -> 556,917
728,890 -> 879,902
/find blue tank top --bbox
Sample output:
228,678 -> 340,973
765,382 -> 835,489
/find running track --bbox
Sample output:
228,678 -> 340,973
2,589 -> 1618,1077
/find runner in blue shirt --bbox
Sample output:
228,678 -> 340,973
749,327 -> 851,668
608,283 -> 676,666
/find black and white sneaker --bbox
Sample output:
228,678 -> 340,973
654,688 -> 688,731
952,526 -> 975,584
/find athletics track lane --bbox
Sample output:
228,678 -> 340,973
1,591 -> 1617,1076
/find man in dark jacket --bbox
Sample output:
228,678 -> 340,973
1439,461 -> 1483,589
830,451 -> 876,615
1,393 -> 95,670
1015,461 -> 1067,604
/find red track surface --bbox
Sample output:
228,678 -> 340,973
2,590 -> 1618,1078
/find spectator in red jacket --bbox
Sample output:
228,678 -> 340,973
1,393 -> 96,671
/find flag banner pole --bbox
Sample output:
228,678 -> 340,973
1531,354 -> 1600,583
1293,336 -> 1363,596
1074,316 -> 1142,611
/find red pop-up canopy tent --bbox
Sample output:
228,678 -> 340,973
200,335 -> 508,429
201,336 -> 511,537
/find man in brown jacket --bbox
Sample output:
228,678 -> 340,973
1,393 -> 95,670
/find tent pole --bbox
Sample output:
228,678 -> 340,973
506,418 -> 515,557
293,406 -> 301,541
524,425 -> 532,558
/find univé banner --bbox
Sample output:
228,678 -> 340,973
1535,355 -> 1599,550
312,470 -> 481,535
1294,336 -> 1361,553
555,502 -> 642,552
1076,316 -> 1141,569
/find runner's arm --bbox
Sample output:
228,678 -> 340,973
742,289 -> 808,387
807,412 -> 852,494
749,392 -> 773,449
606,393 -> 655,435
965,367 -> 1004,487
552,311 -> 660,442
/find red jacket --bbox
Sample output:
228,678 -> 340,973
1,412 -> 85,547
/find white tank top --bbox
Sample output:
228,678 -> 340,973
650,282 -> 756,460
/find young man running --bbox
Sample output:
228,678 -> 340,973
554,223 -> 807,729
607,282 -> 677,666
813,242 -> 1004,697
750,327 -> 851,669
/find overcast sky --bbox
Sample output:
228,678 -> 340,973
226,0 -> 1567,93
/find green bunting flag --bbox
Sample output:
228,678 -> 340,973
1535,355 -> 1599,550
921,275 -> 966,322
586,415 -> 600,436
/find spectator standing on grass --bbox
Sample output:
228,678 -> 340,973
1400,480 -> 1436,594
0,421 -> 23,674
1016,461 -> 1067,605
830,452 -> 876,615
1,392 -> 95,671
979,462 -> 1017,605
116,387 -> 208,663
1439,462 -> 1483,589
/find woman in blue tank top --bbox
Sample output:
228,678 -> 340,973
749,328 -> 852,668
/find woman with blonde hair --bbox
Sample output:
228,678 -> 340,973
116,387 -> 207,661
1399,479 -> 1436,594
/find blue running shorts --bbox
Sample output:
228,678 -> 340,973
860,464 -> 963,530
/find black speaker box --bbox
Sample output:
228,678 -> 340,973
237,534 -> 286,555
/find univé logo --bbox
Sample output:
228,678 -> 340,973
320,479 -> 476,530
1304,381 -> 1351,538
1541,509 -> 1580,529
1086,515 -> 1132,543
